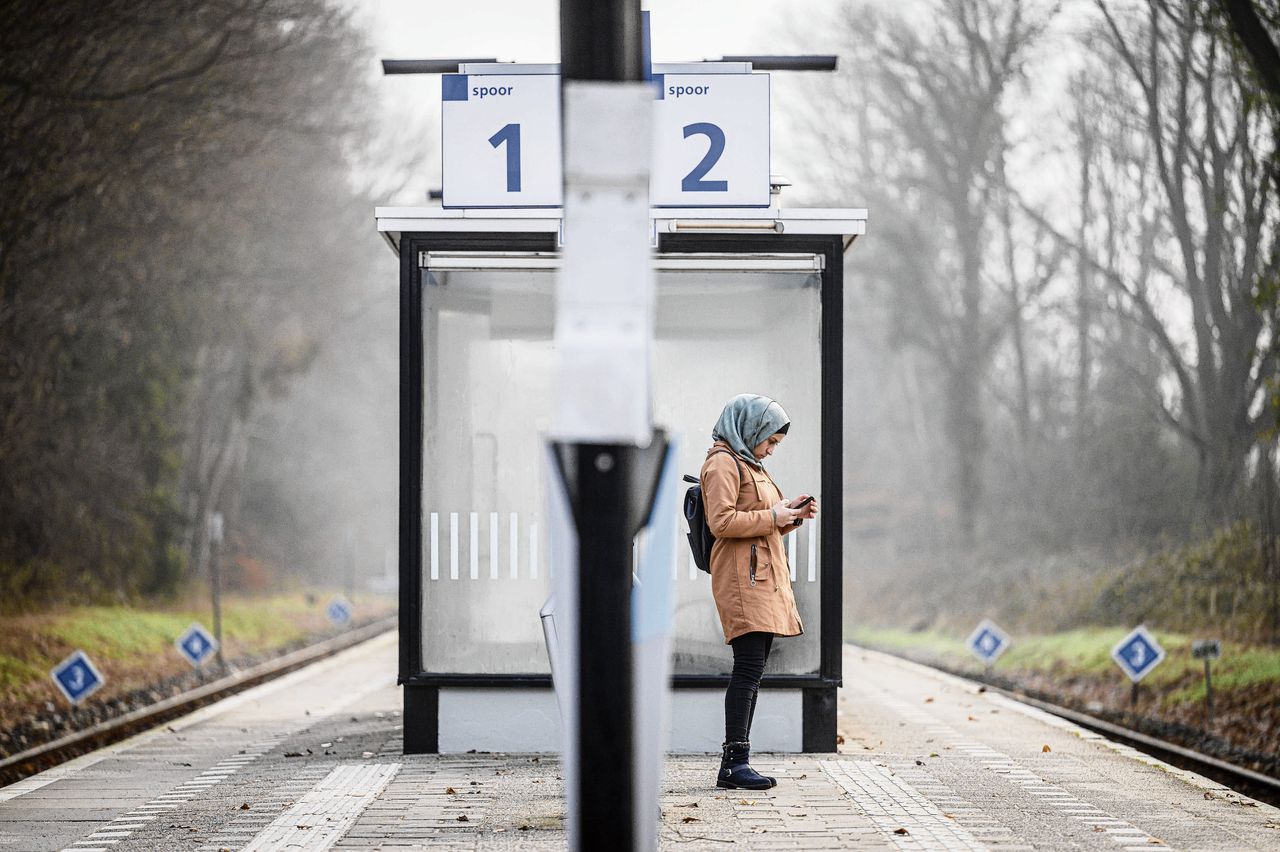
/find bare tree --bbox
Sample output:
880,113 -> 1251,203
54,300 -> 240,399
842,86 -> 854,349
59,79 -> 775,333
1085,0 -> 1280,516
799,0 -> 1057,542
0,0 -> 377,603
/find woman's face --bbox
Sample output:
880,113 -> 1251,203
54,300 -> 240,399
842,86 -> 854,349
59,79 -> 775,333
752,432 -> 785,460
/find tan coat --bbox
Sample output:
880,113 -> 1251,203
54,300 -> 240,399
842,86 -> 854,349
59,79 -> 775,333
700,441 -> 804,644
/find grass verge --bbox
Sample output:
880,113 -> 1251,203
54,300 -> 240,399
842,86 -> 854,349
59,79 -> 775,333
849,624 -> 1280,775
0,590 -> 394,731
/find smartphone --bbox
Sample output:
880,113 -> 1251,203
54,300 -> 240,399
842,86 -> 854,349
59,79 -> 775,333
791,495 -> 814,509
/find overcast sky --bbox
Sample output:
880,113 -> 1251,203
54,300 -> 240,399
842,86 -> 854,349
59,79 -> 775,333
351,1 -> 843,65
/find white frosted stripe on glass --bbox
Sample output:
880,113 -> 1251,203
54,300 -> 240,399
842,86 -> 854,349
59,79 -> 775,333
788,528 -> 797,581
489,512 -> 499,579
688,539 -> 697,579
469,512 -> 479,580
529,522 -> 539,579
509,512 -> 519,579
807,517 -> 818,582
449,513 -> 459,580
430,512 -> 439,581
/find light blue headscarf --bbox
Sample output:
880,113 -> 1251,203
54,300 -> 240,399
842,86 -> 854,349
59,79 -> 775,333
712,394 -> 791,469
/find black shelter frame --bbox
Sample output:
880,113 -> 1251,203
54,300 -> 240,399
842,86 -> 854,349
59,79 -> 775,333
398,230 -> 845,753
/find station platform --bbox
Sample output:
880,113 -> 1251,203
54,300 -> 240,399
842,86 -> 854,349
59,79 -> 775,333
2,633 -> 1275,851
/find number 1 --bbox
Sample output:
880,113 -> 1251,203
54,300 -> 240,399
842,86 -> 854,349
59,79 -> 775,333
489,123 -> 521,192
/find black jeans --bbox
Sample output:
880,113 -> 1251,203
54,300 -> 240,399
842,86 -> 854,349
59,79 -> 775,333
724,631 -> 774,743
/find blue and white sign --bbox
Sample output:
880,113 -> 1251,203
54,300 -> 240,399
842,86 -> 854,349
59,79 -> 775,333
175,622 -> 218,668
651,72 -> 770,207
1112,626 -> 1165,682
965,619 -> 1010,665
327,597 -> 353,626
441,73 -> 562,208
51,650 -> 105,705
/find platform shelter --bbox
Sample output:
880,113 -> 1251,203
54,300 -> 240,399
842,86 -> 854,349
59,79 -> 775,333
376,60 -> 866,754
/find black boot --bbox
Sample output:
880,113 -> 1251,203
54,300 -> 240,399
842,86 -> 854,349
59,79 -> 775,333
716,741 -> 773,790
745,694 -> 777,788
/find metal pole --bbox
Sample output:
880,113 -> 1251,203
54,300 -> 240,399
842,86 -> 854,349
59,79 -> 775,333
1130,681 -> 1139,709
557,2 -> 647,849
344,527 -> 356,602
209,512 -> 226,673
560,0 -> 643,82
1204,658 -> 1213,728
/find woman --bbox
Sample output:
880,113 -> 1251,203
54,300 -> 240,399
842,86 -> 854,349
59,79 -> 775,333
700,393 -> 818,790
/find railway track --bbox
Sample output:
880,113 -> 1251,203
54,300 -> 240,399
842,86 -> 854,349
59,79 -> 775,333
0,616 -> 396,787
7,628 -> 1277,812
865,646 -> 1280,809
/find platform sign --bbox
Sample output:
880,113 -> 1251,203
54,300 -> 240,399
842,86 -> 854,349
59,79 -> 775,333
327,597 -> 352,626
51,650 -> 104,705
650,73 -> 770,207
441,73 -> 562,208
175,622 -> 218,668
1112,626 -> 1165,682
1191,639 -> 1220,660
965,619 -> 1010,665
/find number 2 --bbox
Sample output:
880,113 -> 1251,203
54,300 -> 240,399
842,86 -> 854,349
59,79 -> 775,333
682,122 -> 728,192
489,123 -> 521,192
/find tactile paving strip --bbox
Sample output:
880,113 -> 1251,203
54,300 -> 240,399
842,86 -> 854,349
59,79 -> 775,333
821,760 -> 988,851
241,763 -> 400,851
880,696 -> 1172,851
60,735 -> 286,852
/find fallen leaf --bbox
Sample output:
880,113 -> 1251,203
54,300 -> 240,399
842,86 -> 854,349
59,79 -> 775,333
835,734 -> 846,744
296,825 -> 311,830
456,815 -> 469,822
943,813 -> 955,820
1204,792 -> 1215,800
674,802 -> 700,808
283,751 -> 303,758
1042,745 -> 1052,753
977,686 -> 987,693
967,715 -> 977,721
929,752 -> 940,757
681,816 -> 700,823
915,759 -> 925,766
446,787 -> 457,795
894,828 -> 909,835
798,773 -> 807,779
924,697 -> 934,703
239,803 -> 251,810
518,824 -> 530,831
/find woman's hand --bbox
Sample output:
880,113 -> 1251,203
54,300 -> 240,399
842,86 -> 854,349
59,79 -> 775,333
771,500 -> 801,527
789,494 -> 819,521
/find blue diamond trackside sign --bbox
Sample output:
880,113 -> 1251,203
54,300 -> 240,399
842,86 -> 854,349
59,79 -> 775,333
1111,626 -> 1165,682
175,622 -> 219,668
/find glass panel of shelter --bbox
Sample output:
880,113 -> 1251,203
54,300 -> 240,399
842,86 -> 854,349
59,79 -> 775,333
420,262 -> 822,677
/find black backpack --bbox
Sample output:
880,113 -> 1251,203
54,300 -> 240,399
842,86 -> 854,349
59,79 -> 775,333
683,450 -> 742,574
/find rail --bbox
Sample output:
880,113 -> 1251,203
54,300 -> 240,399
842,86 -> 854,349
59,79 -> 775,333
0,617 -> 397,786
